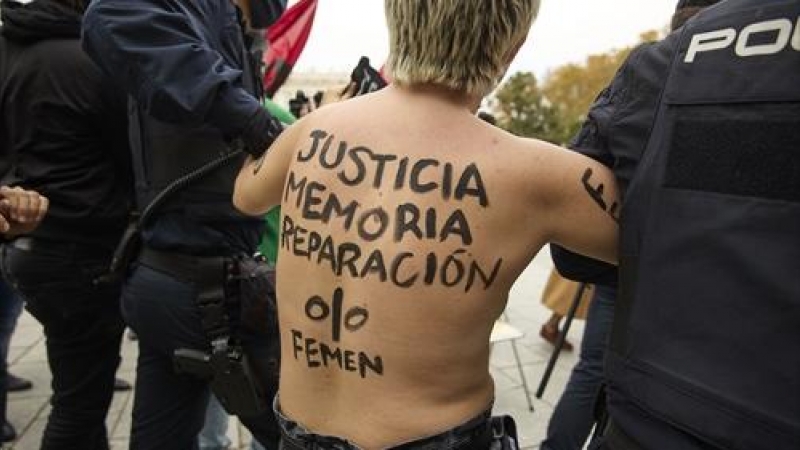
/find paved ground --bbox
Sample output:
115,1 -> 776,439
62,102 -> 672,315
4,248 -> 588,449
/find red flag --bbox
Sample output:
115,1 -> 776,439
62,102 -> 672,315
262,0 -> 318,98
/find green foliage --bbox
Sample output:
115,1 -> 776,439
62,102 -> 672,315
493,30 -> 662,145
494,72 -> 562,144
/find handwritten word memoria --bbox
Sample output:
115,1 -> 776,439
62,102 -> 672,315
285,172 -> 473,246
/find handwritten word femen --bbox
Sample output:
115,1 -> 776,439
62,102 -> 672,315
282,215 -> 503,292
291,329 -> 384,379
285,171 -> 472,245
297,130 -> 489,207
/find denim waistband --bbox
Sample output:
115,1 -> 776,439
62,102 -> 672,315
274,396 -> 493,450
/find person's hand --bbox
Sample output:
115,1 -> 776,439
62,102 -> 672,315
318,83 -> 358,108
0,187 -> 49,237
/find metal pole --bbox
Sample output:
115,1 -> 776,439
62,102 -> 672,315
536,282 -> 588,399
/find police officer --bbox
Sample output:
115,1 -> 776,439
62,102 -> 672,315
1,0 -> 133,448
544,3 -> 719,449
555,0 -> 800,448
82,0 -> 284,448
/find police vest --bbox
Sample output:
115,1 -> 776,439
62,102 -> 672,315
129,109 -> 245,216
608,1 -> 800,448
128,39 -> 261,223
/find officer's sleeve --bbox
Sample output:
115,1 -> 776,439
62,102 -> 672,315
81,0 -> 276,153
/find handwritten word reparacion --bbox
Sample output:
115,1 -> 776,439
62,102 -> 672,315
282,216 -> 502,292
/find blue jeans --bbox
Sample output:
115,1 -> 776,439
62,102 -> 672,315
1,239 -> 125,450
199,395 -> 232,450
275,397 -> 493,450
199,394 -> 267,450
541,285 -> 616,450
122,262 -> 280,450
0,279 -> 23,426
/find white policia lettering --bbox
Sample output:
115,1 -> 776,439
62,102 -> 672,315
685,16 -> 800,62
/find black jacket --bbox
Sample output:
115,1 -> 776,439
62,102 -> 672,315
576,0 -> 800,448
0,0 -> 133,246
82,0 -> 277,255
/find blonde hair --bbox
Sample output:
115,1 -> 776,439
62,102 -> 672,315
385,0 -> 540,97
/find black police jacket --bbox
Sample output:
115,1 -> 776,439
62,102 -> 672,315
0,0 -> 133,247
607,0 -> 800,448
82,0 -> 277,255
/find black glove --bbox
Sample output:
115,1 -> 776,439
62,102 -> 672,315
242,112 -> 285,159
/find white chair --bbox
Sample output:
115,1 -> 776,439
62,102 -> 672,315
490,319 -> 534,411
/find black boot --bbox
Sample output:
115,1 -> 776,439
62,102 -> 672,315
1,421 -> 16,442
6,373 -> 32,392
114,377 -> 132,392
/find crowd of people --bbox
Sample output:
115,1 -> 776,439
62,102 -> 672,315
0,0 -> 797,449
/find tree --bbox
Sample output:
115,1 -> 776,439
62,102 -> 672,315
541,30 -> 662,144
493,72 -> 563,144
493,31 -> 663,145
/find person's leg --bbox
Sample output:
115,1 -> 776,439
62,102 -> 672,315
540,311 -> 574,351
544,311 -> 563,331
123,264 -> 213,450
587,437 -> 612,450
250,437 -> 267,450
40,300 -> 123,450
237,323 -> 280,449
0,283 -> 29,392
0,279 -> 21,441
199,395 -> 233,450
230,260 -> 281,450
131,341 -> 209,450
1,243 -> 124,450
540,285 -> 616,450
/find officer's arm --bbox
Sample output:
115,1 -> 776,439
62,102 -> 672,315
81,0 -> 277,155
233,119 -> 307,216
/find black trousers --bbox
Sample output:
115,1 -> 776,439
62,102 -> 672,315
0,279 -> 23,428
122,260 -> 280,450
0,238 -> 125,450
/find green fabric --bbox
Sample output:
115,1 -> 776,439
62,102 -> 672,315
263,98 -> 296,125
258,207 -> 281,264
256,101 -> 295,264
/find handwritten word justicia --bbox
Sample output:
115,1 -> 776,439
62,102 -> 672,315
296,129 -> 489,207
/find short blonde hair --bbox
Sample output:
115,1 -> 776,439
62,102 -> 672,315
385,0 -> 540,97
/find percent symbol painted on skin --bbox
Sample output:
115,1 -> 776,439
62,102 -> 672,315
305,288 -> 369,342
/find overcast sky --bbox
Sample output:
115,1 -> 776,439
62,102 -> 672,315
293,0 -> 679,77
